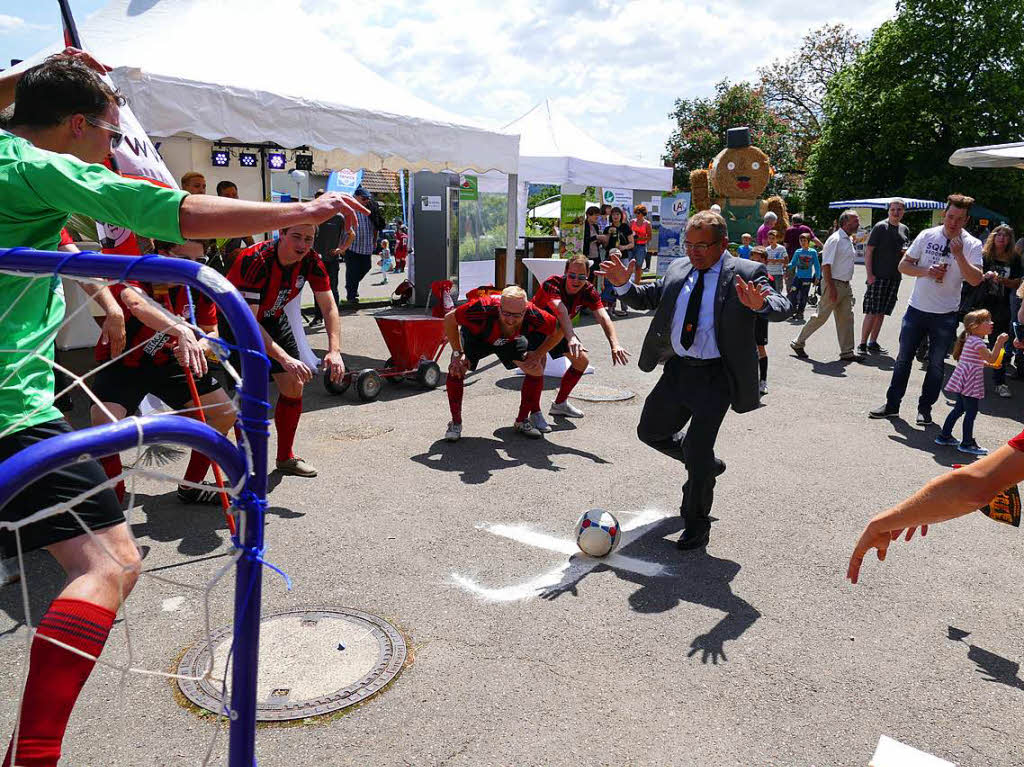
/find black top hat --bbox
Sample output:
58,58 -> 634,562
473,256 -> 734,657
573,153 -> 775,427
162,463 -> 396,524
726,127 -> 751,148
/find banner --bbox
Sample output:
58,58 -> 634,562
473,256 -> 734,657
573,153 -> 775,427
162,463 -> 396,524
459,175 -> 478,201
560,194 -> 586,256
657,192 -> 691,277
602,187 -> 633,215
327,168 -> 363,194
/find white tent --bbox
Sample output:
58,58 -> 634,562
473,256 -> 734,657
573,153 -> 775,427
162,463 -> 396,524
527,199 -> 599,219
949,141 -> 1024,170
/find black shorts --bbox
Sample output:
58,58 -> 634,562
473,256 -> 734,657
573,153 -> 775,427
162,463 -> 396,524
462,329 -> 545,370
93,363 -> 222,415
863,277 -> 901,316
754,316 -> 769,346
547,337 -> 571,360
0,419 -> 124,559
220,313 -> 300,377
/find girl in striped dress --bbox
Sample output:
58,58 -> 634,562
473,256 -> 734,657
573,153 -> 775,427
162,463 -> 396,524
935,309 -> 1009,455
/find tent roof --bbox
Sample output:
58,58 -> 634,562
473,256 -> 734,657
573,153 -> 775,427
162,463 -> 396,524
32,0 -> 519,173
829,197 -> 945,210
527,199 -> 599,219
949,141 -> 1024,170
500,100 -> 673,190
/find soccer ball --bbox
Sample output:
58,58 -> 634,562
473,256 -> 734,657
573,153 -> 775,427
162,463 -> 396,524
575,509 -> 621,557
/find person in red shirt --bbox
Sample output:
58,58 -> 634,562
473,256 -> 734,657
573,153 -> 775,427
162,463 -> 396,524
394,225 -> 409,272
442,285 -> 563,441
224,225 -> 346,477
89,239 -> 236,505
531,254 -> 630,418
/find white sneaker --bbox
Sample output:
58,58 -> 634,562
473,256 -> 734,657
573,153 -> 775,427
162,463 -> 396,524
997,384 -> 1012,398
759,380 -> 768,395
445,421 -> 462,442
530,411 -> 552,433
514,419 -> 542,439
549,400 -> 585,418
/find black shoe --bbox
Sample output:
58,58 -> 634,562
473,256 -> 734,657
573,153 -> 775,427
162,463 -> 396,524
677,527 -> 710,550
916,411 -> 933,426
840,353 -> 864,363
789,341 -> 808,358
177,482 -> 224,505
866,342 -> 888,355
869,404 -> 899,419
857,343 -> 868,355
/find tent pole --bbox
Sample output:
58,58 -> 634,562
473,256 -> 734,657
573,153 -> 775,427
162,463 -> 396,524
505,173 -> 518,287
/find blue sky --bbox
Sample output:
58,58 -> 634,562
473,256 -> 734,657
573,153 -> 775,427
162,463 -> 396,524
2,0 -> 897,165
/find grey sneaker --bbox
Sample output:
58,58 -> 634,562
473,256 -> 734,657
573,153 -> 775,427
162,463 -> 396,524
530,411 -> 552,433
758,380 -> 768,395
445,421 -> 462,442
957,442 -> 988,456
997,384 -> 1012,398
276,457 -> 318,477
549,400 -> 585,418
514,419 -> 543,439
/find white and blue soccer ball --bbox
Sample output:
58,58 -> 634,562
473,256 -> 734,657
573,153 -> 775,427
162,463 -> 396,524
575,509 -> 621,557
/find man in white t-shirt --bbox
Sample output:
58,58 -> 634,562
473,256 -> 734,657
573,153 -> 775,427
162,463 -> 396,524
870,194 -> 984,424
790,209 -> 860,361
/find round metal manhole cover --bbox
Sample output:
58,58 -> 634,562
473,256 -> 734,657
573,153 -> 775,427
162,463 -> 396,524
331,424 -> 394,441
177,606 -> 406,721
569,384 -> 636,402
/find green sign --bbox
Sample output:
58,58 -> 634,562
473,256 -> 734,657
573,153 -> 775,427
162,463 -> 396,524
560,194 -> 586,255
459,175 -> 478,201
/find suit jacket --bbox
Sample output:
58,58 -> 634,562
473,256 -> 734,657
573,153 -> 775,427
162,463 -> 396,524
619,254 -> 791,413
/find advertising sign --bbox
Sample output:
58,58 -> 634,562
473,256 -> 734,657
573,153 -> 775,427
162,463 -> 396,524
459,175 -> 479,201
560,194 -> 586,255
657,192 -> 691,277
602,187 -> 634,215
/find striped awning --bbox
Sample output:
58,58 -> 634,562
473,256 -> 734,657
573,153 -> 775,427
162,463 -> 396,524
829,197 -> 945,210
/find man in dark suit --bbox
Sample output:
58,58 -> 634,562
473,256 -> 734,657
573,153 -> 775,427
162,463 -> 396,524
599,210 -> 791,550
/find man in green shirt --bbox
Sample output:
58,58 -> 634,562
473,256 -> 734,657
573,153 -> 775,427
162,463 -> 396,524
0,53 -> 366,767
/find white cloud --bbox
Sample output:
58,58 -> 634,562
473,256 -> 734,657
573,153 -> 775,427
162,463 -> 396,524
0,14 -> 50,34
313,0 -> 899,169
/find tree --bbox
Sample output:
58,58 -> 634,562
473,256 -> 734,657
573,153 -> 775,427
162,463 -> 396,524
662,80 -> 795,190
804,0 -> 1024,230
758,23 -> 863,167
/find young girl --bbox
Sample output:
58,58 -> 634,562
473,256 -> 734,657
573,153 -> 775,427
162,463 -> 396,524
935,309 -> 1008,455
750,245 -> 771,395
377,239 -> 394,285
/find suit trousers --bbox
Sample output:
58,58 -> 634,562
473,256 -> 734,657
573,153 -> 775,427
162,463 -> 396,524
637,357 -> 731,533
344,252 -> 372,301
794,278 -> 854,355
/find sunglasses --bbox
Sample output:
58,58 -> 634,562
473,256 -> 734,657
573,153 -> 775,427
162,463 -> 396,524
85,116 -> 124,149
566,272 -> 588,281
499,308 -> 525,319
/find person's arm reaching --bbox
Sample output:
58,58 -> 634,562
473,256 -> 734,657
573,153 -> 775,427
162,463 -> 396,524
0,48 -> 110,110
740,263 -> 791,321
178,193 -> 366,241
552,300 -> 585,357
596,251 -> 662,310
119,287 -> 207,377
847,445 -> 1024,583
59,239 -> 127,356
593,306 -> 629,365
315,290 -> 345,383
443,311 -> 470,379
864,244 -> 876,285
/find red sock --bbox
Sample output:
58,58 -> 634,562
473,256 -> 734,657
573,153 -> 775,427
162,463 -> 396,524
3,598 -> 115,767
182,451 -> 212,485
517,375 -> 543,422
555,366 -> 585,404
98,455 -> 125,504
274,394 -> 303,462
446,375 -> 464,424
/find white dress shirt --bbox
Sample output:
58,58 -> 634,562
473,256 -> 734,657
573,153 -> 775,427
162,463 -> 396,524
821,229 -> 856,282
615,258 -> 723,359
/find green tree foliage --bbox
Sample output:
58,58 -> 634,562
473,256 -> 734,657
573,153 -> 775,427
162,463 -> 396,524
662,80 -> 795,190
804,0 -> 1024,229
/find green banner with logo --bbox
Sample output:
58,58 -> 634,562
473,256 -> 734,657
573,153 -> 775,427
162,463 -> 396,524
560,194 -> 586,255
459,175 -> 478,201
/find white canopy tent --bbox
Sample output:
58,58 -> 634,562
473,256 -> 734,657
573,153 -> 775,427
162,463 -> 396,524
949,141 -> 1024,170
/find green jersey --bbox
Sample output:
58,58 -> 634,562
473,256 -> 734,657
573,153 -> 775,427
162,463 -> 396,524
0,130 -> 187,436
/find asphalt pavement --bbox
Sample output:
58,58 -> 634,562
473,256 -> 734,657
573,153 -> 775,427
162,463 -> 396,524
1,264 -> 1022,766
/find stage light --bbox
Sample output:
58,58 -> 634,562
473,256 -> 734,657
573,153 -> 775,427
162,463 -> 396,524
267,152 -> 286,170
239,152 -> 257,168
294,153 -> 313,171
211,148 -> 230,167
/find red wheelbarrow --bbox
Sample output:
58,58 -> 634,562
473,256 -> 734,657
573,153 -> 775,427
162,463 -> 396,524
324,315 -> 448,401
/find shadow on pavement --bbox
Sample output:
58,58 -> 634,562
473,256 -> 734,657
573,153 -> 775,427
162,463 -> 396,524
789,355 -> 851,378
886,418 -> 977,468
410,431 -> 609,485
948,626 -> 1024,692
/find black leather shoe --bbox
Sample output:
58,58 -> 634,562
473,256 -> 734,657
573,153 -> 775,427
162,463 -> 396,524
677,527 -> 710,550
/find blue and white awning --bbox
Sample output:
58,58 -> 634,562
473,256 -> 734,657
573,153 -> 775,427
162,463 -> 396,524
828,197 -> 945,210
949,141 -> 1024,170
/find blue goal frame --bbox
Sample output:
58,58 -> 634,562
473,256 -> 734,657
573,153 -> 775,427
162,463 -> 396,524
0,248 -> 270,767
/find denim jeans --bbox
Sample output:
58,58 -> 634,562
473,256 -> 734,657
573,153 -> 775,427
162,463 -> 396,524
885,305 -> 958,414
790,277 -> 812,316
940,394 -> 979,445
344,252 -> 372,302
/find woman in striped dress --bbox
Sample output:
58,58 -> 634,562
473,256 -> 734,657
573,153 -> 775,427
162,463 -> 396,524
935,309 -> 1009,455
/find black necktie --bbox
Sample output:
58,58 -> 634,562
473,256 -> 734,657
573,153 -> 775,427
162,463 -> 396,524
680,268 -> 708,350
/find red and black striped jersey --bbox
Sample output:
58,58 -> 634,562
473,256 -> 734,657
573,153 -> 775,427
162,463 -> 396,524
96,282 -> 216,367
226,239 -> 330,321
532,274 -> 603,319
453,293 -> 558,345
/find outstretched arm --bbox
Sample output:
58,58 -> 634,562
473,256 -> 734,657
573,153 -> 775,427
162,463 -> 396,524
597,252 -> 662,310
739,264 -> 791,321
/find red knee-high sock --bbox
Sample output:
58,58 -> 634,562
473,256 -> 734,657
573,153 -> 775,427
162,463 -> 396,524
517,375 -> 544,422
446,376 -> 464,424
3,598 -> 115,767
98,455 -> 125,504
182,451 -> 212,486
274,394 -> 303,463
555,366 -> 585,404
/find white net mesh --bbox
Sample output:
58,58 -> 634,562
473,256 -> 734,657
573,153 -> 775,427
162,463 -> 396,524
0,264 -> 266,766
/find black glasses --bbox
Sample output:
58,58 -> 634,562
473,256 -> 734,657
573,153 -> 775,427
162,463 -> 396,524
566,272 -> 588,281
85,116 -> 124,150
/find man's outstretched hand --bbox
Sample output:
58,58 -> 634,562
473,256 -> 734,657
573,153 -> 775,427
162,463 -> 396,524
596,252 -> 635,288
847,521 -> 928,584
735,276 -> 770,311
303,193 -> 369,233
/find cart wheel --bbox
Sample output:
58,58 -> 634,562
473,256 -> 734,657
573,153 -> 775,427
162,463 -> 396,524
417,360 -> 442,389
324,373 -> 351,395
383,358 -> 403,385
356,369 -> 383,401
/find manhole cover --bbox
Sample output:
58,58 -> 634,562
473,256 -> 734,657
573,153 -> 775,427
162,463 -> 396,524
177,606 -> 406,721
331,425 -> 394,441
569,384 -> 636,402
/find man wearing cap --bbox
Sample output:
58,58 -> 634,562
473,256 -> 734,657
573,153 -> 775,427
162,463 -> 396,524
343,186 -> 386,307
